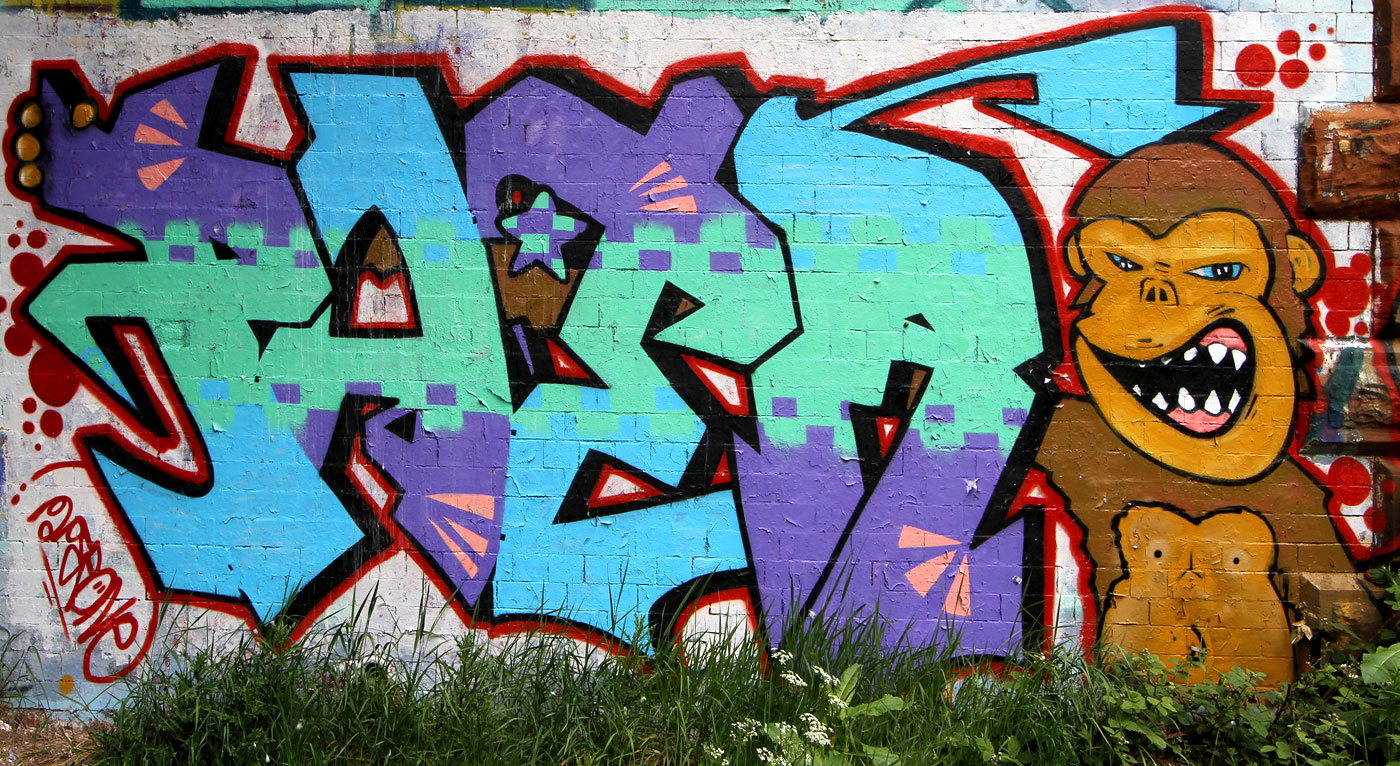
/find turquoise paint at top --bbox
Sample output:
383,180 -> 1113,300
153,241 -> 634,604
288,73 -> 481,253
818,23 -> 1224,159
91,405 -> 366,623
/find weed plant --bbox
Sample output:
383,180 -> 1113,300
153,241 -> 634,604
84,575 -> 1400,766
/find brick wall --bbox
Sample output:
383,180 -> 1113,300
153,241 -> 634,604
0,2 -> 1390,703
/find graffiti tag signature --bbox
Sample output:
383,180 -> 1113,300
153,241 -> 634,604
28,495 -> 146,682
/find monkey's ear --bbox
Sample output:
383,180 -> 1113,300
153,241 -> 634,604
1286,232 -> 1323,297
1066,230 -> 1091,280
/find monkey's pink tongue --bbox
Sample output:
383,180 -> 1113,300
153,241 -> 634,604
1200,327 -> 1247,352
1168,407 -> 1231,433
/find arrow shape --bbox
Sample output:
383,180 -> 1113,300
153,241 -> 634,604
92,405 -> 370,624
826,19 -> 1250,158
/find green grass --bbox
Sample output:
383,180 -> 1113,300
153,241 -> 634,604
78,570 -> 1400,765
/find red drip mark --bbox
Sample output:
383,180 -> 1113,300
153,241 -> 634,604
29,346 -> 80,406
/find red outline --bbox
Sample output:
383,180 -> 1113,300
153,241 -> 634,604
3,8 -> 1318,673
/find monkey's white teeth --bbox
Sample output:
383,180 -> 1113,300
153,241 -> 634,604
1228,390 -> 1241,413
1208,344 -> 1228,365
1177,388 -> 1196,411
1204,390 -> 1223,416
1183,347 -> 1198,362
1231,349 -> 1246,370
1132,384 -> 1142,395
1152,392 -> 1169,411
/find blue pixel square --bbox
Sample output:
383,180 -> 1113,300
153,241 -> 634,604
789,248 -> 815,271
582,388 -> 610,411
200,379 -> 229,401
423,243 -> 451,263
858,249 -> 897,272
952,251 -> 986,276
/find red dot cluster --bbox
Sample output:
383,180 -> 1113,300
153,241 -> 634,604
1234,29 -> 1329,90
6,221 -> 68,444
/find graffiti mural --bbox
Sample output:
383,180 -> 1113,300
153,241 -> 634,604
0,7 -> 1389,699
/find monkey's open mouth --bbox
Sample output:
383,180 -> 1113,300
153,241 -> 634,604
1092,321 -> 1254,436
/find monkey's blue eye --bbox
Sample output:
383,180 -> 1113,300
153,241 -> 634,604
1107,253 -> 1141,272
1188,263 -> 1244,281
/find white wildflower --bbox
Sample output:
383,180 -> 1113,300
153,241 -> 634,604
812,665 -> 839,688
799,712 -> 833,747
733,718 -> 761,742
770,648 -> 793,666
773,722 -> 799,740
756,747 -> 789,765
779,670 -> 808,687
703,743 -> 729,764
826,693 -> 848,710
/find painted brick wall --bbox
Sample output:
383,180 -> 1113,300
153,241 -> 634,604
0,1 -> 1390,705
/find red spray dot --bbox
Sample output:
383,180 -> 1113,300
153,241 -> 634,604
26,231 -> 46,249
1278,30 -> 1302,55
1309,43 -> 1326,62
1329,457 -> 1372,506
0,297 -> 7,313
21,397 -> 35,413
1309,23 -> 1317,32
9,496 -> 18,506
39,410 -> 62,438
4,325 -> 34,356
1235,45 -> 1275,87
21,422 -> 33,434
6,234 -> 18,249
9,253 -> 42,287
29,346 -> 79,406
1280,59 -> 1310,89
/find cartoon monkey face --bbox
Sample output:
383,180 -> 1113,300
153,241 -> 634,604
1068,208 -> 1321,482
